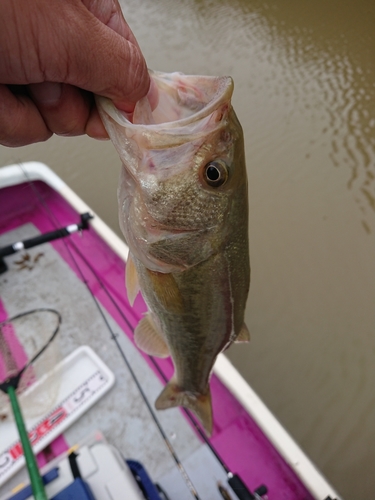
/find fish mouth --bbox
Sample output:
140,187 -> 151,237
97,71 -> 233,130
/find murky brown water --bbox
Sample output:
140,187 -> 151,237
1,0 -> 374,497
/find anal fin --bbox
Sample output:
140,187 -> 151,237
134,313 -> 169,358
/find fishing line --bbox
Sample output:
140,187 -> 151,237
18,165 -> 202,500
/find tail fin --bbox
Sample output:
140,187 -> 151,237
155,379 -> 213,436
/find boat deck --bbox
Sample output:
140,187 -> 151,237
0,170 -> 321,499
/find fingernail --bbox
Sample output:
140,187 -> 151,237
29,82 -> 62,105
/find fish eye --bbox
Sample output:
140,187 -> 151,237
203,160 -> 228,187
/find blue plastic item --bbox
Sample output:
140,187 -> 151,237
7,469 -> 59,500
126,460 -> 162,500
50,478 -> 95,500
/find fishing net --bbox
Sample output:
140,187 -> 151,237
0,308 -> 62,420
0,308 -> 61,500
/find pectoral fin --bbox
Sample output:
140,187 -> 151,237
155,378 -> 213,436
234,323 -> 250,343
134,313 -> 170,358
125,253 -> 140,306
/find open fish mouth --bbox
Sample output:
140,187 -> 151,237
96,72 -> 235,181
98,70 -> 234,130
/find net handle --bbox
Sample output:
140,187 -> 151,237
7,386 -> 48,500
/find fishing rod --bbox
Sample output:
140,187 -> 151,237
19,165 -> 267,500
0,212 -> 93,274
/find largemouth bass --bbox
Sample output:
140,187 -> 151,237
97,71 -> 250,435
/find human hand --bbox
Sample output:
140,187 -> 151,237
0,0 -> 155,147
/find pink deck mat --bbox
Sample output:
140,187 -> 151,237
0,179 -> 314,500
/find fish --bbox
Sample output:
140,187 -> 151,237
96,71 -> 250,435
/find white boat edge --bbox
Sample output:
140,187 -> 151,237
0,161 -> 342,500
